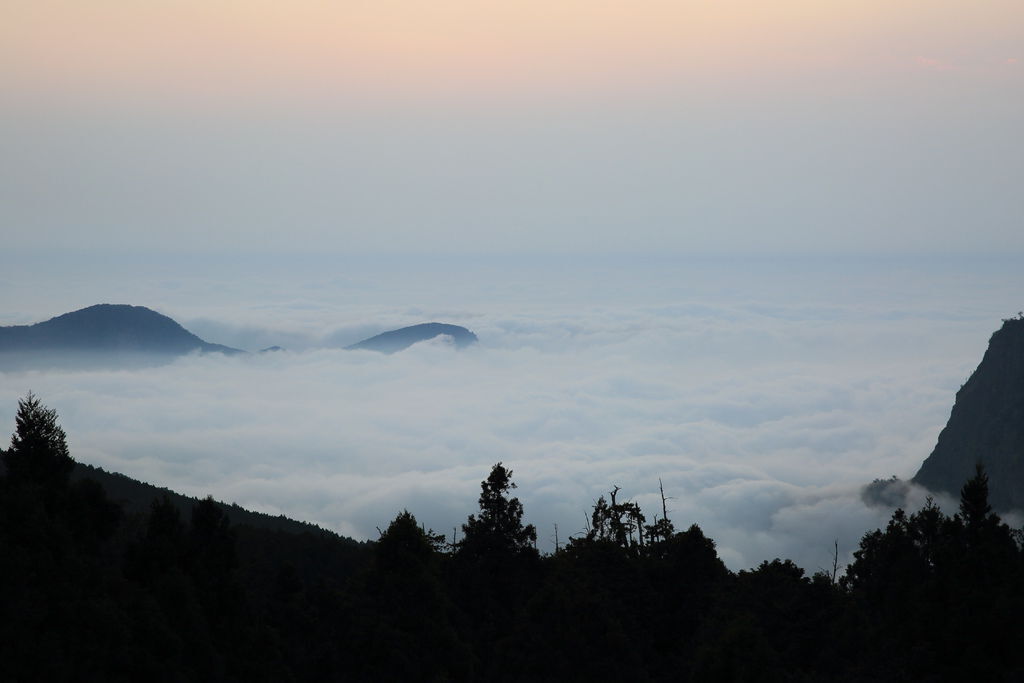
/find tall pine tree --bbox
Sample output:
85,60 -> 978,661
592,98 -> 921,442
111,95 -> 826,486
3,392 -> 74,487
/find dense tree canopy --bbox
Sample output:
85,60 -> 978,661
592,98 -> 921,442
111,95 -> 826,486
3,395 -> 1024,681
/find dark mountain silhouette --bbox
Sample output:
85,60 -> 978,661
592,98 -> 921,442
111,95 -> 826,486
346,322 -> 478,354
914,315 -> 1024,511
70,461 -> 336,537
0,304 -> 242,367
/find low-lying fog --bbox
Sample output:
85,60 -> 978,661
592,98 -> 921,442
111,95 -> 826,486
1,253 -> 1019,571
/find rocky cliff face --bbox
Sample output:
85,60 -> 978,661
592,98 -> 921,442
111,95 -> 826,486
914,316 -> 1024,511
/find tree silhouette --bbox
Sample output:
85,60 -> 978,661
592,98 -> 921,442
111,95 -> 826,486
587,486 -> 646,552
451,463 -> 539,677
458,462 -> 537,560
959,462 -> 993,534
3,392 -> 74,487
3,389 -> 1024,682
839,465 -> 1024,681
349,510 -> 471,681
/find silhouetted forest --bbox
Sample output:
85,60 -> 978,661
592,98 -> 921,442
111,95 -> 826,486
3,394 -> 1024,682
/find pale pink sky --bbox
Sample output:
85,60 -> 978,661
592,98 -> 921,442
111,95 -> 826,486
1,0 -> 1021,254
3,0 -> 1021,102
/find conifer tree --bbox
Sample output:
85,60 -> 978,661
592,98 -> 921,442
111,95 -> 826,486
959,462 -> 993,532
458,462 -> 537,560
3,392 -> 74,487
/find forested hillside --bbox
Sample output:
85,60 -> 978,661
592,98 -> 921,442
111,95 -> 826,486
3,394 -> 1023,682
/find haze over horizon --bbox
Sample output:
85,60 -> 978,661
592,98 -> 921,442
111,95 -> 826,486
2,1 -> 1022,570
3,0 -> 1021,255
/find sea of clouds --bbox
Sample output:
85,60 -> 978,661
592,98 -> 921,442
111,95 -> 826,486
0,253 -> 1019,571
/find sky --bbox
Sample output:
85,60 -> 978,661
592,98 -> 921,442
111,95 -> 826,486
2,0 -> 1022,254
1,1 -> 1023,570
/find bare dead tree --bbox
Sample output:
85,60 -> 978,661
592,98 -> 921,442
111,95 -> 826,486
659,478 -> 671,522
818,539 -> 841,584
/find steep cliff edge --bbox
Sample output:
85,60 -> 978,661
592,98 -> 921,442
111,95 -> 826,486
914,316 -> 1024,510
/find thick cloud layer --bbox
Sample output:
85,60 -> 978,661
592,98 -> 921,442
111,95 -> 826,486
0,255 -> 1018,571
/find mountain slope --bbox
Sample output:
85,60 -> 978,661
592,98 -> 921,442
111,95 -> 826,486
0,304 -> 242,360
71,461 -> 337,537
913,316 -> 1024,510
346,322 -> 478,354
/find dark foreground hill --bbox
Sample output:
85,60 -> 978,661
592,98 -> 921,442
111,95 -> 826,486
5,393 -> 1024,681
346,322 -> 478,353
0,304 -> 243,369
71,462 -> 334,537
914,316 -> 1024,511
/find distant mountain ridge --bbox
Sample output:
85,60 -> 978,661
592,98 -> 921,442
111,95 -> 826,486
0,304 -> 243,358
914,316 -> 1024,510
347,322 -> 478,354
0,305 -> 480,368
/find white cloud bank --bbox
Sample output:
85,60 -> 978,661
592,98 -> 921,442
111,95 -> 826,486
0,255 -> 1018,571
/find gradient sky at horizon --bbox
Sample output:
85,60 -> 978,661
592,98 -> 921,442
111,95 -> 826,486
4,1 -> 1022,93
2,0 -> 1022,255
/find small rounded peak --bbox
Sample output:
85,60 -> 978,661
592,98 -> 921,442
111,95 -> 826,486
347,322 -> 479,354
